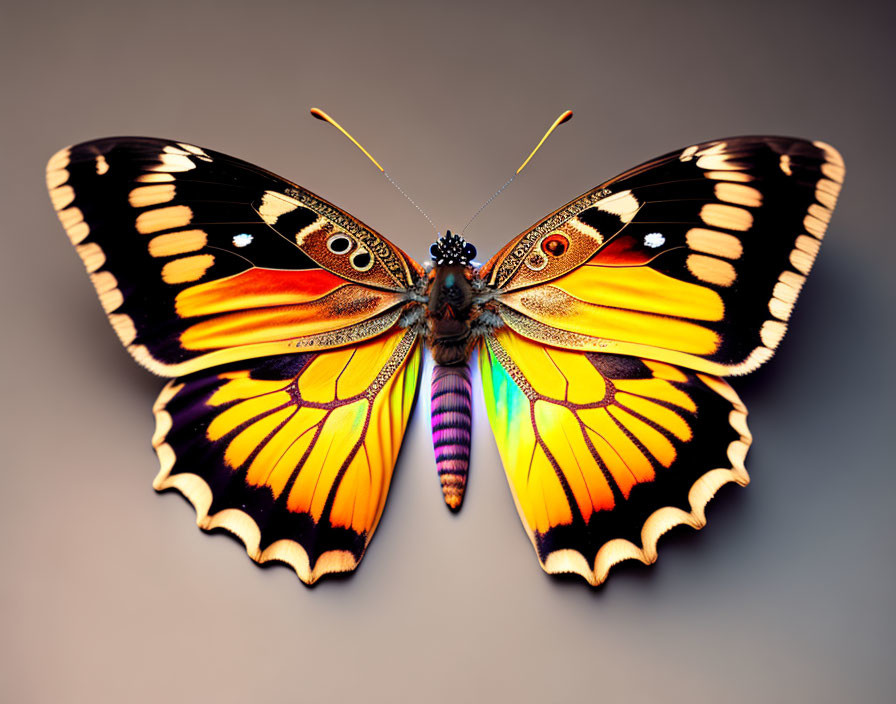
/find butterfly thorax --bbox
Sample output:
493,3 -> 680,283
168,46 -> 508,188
427,263 -> 476,365
426,232 -> 478,366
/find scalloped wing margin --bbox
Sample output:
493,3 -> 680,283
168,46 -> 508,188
479,328 -> 751,586
151,327 -> 422,584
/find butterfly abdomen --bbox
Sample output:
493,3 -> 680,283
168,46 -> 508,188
431,364 -> 472,511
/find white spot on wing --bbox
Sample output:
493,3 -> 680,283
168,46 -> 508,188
644,232 -> 665,248
233,233 -> 253,247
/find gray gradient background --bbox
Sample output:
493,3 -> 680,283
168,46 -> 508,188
2,1 -> 894,702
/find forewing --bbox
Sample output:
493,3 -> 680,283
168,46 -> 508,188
480,137 -> 844,375
47,138 -> 423,377
152,326 -> 422,584
479,328 -> 750,586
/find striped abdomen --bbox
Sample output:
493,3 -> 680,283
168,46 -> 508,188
431,364 -> 472,511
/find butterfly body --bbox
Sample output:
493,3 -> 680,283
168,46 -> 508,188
426,265 -> 476,366
48,133 -> 843,585
420,234 -> 482,508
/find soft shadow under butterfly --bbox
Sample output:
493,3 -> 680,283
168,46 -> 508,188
47,109 -> 844,586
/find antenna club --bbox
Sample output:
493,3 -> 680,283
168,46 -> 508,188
309,106 -> 385,172
514,108 -> 575,175
309,106 -> 438,235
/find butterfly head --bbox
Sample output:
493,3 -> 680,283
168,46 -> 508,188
430,231 -> 476,267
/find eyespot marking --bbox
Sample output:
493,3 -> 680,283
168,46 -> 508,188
327,234 -> 353,254
351,248 -> 373,271
542,233 -> 569,256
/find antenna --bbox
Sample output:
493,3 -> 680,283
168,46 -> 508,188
310,108 -> 439,235
461,109 -> 573,235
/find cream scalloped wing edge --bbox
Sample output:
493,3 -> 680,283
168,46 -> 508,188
151,383 -> 359,584
489,362 -> 753,586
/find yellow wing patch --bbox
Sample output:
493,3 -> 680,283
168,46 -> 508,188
499,264 -> 725,359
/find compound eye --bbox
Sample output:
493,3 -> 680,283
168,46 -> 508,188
430,243 -> 441,260
463,243 -> 477,261
541,233 -> 569,257
350,247 -> 374,271
327,234 -> 353,254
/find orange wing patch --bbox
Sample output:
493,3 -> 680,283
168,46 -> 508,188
479,327 -> 750,586
171,267 -> 407,363
152,326 -> 422,584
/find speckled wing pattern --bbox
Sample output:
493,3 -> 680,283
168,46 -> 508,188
479,137 -> 843,584
48,138 -> 424,583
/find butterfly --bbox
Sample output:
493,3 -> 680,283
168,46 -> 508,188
46,114 -> 844,586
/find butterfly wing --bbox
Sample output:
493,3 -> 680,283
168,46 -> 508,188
477,136 -> 842,583
49,138 -> 426,582
48,137 -> 423,377
153,326 -> 421,584
479,328 -> 750,585
479,136 -> 844,375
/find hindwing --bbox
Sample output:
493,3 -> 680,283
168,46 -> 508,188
152,326 -> 422,584
480,136 -> 844,375
479,327 -> 750,585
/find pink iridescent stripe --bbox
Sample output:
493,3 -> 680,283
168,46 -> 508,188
431,364 -> 472,510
